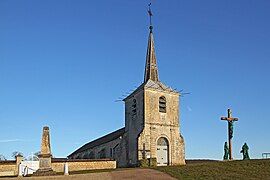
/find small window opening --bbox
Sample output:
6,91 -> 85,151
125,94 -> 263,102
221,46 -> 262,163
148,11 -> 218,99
132,99 -> 137,115
99,148 -> 106,158
110,148 -> 113,158
159,96 -> 166,113
89,151 -> 95,159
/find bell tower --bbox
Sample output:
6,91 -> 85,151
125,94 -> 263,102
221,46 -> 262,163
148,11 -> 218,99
123,4 -> 185,166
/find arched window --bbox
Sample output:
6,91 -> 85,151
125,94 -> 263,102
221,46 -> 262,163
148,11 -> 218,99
157,137 -> 169,146
83,152 -> 88,159
159,96 -> 166,113
78,154 -> 83,159
89,151 -> 95,159
99,148 -> 106,158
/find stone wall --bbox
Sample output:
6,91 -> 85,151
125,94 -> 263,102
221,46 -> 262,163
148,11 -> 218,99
0,161 -> 16,177
0,156 -> 23,177
123,84 -> 185,166
0,158 -> 116,177
125,88 -> 145,166
51,159 -> 116,172
137,87 -> 185,165
144,88 -> 180,127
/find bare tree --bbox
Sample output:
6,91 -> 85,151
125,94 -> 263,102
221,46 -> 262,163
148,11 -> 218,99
0,154 -> 6,161
34,151 -> 41,157
26,151 -> 40,161
11,151 -> 23,159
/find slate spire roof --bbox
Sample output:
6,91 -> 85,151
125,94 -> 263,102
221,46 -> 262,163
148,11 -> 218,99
144,26 -> 159,82
123,25 -> 178,102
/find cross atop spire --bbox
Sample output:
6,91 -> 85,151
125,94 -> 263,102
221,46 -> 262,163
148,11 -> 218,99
148,3 -> 153,32
144,3 -> 159,82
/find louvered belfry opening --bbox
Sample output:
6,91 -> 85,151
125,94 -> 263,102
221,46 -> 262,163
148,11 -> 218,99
159,96 -> 166,113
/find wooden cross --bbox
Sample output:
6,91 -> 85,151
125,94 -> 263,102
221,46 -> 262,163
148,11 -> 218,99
221,108 -> 238,160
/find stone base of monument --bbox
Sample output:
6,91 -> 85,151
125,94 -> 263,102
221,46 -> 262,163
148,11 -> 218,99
32,168 -> 57,176
32,153 -> 57,176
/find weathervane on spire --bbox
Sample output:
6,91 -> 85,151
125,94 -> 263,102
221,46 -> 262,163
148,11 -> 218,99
148,3 -> 153,32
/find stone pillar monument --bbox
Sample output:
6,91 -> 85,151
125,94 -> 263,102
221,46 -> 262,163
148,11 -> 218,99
34,126 -> 56,176
15,154 -> 23,176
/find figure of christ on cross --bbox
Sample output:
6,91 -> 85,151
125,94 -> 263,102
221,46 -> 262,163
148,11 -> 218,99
221,109 -> 239,160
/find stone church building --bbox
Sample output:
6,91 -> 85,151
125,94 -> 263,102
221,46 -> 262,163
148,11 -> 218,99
68,24 -> 185,167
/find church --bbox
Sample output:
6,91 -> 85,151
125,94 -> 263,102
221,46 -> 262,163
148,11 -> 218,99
68,14 -> 186,167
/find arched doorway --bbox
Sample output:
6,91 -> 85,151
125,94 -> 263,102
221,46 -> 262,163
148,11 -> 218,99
157,137 -> 169,166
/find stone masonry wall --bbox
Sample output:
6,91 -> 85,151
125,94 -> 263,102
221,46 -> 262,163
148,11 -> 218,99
51,159 -> 116,172
138,88 -> 185,165
0,159 -> 116,177
125,88 -> 145,166
0,161 -> 16,177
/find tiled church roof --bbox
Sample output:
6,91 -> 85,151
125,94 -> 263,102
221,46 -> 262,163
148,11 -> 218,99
68,127 -> 125,158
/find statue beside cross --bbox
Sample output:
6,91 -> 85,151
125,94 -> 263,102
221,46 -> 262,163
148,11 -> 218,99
240,143 -> 250,160
221,108 -> 239,160
223,142 -> 229,160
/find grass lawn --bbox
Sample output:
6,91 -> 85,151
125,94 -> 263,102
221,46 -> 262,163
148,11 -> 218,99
155,159 -> 270,179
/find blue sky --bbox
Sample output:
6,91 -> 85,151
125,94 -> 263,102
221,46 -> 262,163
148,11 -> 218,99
1,0 -> 270,160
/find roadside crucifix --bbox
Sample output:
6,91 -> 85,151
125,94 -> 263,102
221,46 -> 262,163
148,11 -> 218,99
221,108 -> 239,160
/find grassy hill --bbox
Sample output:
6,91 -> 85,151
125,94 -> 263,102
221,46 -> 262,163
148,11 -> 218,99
155,159 -> 270,179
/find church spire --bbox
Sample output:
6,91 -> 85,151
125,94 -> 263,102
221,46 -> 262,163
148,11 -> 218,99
144,3 -> 159,82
